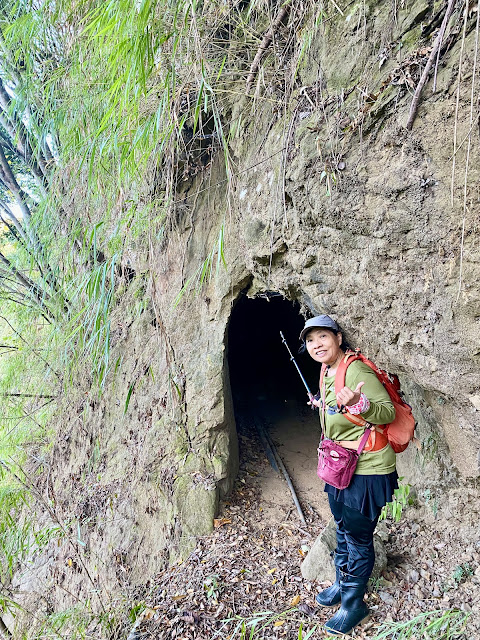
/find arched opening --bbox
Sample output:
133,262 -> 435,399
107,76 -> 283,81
227,292 -> 330,521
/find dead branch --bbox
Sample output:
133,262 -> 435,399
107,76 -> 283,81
406,0 -> 458,130
0,78 -> 49,186
0,393 -> 55,398
0,251 -> 52,311
0,316 -> 60,377
245,3 -> 291,93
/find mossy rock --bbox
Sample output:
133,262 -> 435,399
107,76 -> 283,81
173,475 -> 218,538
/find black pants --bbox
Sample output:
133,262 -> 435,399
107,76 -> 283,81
328,493 -> 379,579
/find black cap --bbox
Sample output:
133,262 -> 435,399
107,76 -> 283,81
299,315 -> 339,341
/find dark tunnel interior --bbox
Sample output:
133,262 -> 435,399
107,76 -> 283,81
227,294 -> 320,423
227,293 -> 329,520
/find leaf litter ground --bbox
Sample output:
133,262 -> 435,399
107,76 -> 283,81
133,416 -> 480,639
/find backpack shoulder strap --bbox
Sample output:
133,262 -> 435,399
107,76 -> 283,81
334,350 -> 360,401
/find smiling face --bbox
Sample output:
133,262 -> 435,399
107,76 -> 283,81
305,328 -> 343,366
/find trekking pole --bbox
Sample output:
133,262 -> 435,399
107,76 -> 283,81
279,331 -> 314,402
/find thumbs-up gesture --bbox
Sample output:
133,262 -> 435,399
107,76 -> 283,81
336,381 -> 365,408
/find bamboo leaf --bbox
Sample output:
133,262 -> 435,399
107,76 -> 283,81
124,383 -> 135,414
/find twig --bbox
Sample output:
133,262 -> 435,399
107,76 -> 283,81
245,3 -> 291,93
0,393 -> 55,398
457,4 -> 480,303
0,316 -> 61,379
406,0 -> 457,130
451,5 -> 469,206
280,522 -> 312,537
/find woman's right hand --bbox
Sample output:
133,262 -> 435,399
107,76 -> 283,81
308,393 -> 321,408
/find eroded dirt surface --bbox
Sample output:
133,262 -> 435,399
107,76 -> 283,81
132,421 -> 480,639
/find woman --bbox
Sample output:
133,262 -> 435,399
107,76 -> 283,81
300,315 -> 397,637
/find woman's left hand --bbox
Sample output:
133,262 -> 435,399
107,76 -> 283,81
336,381 -> 364,407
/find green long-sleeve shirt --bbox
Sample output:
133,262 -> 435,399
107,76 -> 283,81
321,360 -> 396,475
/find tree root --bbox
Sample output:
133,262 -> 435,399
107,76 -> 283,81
406,0 -> 457,130
245,3 -> 291,94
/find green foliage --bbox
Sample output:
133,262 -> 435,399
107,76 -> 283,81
369,575 -> 386,592
215,609 -> 312,640
36,605 -> 93,640
293,8 -> 325,81
59,254 -> 118,390
297,622 -> 318,640
319,167 -> 337,197
128,601 -> 146,624
0,1 -> 331,635
0,308 -> 63,632
0,0 -> 331,400
371,608 -> 470,640
203,574 -> 222,602
441,563 -> 475,593
452,562 -> 474,584
174,222 -> 226,306
380,479 -> 413,523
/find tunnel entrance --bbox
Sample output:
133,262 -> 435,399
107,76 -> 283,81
227,293 -> 330,523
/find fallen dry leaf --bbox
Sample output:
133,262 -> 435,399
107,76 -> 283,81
290,595 -> 300,606
143,608 -> 156,620
298,603 -> 316,617
214,518 -> 232,528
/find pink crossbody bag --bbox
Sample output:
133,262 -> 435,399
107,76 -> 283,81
316,374 -> 372,490
317,430 -> 372,490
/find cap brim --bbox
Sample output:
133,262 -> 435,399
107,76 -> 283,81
299,324 -> 334,341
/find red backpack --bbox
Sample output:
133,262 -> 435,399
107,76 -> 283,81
320,350 -> 416,454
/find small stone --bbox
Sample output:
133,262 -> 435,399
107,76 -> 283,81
378,591 -> 395,605
375,521 -> 389,543
408,570 -> 420,584
413,585 -> 424,599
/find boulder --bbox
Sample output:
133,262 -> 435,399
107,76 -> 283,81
301,518 -> 388,582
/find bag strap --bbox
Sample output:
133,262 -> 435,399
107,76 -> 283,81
319,362 -> 327,395
356,426 -> 373,455
319,363 -> 327,442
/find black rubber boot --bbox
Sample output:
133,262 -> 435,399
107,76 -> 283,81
315,553 -> 347,607
324,573 -> 369,636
